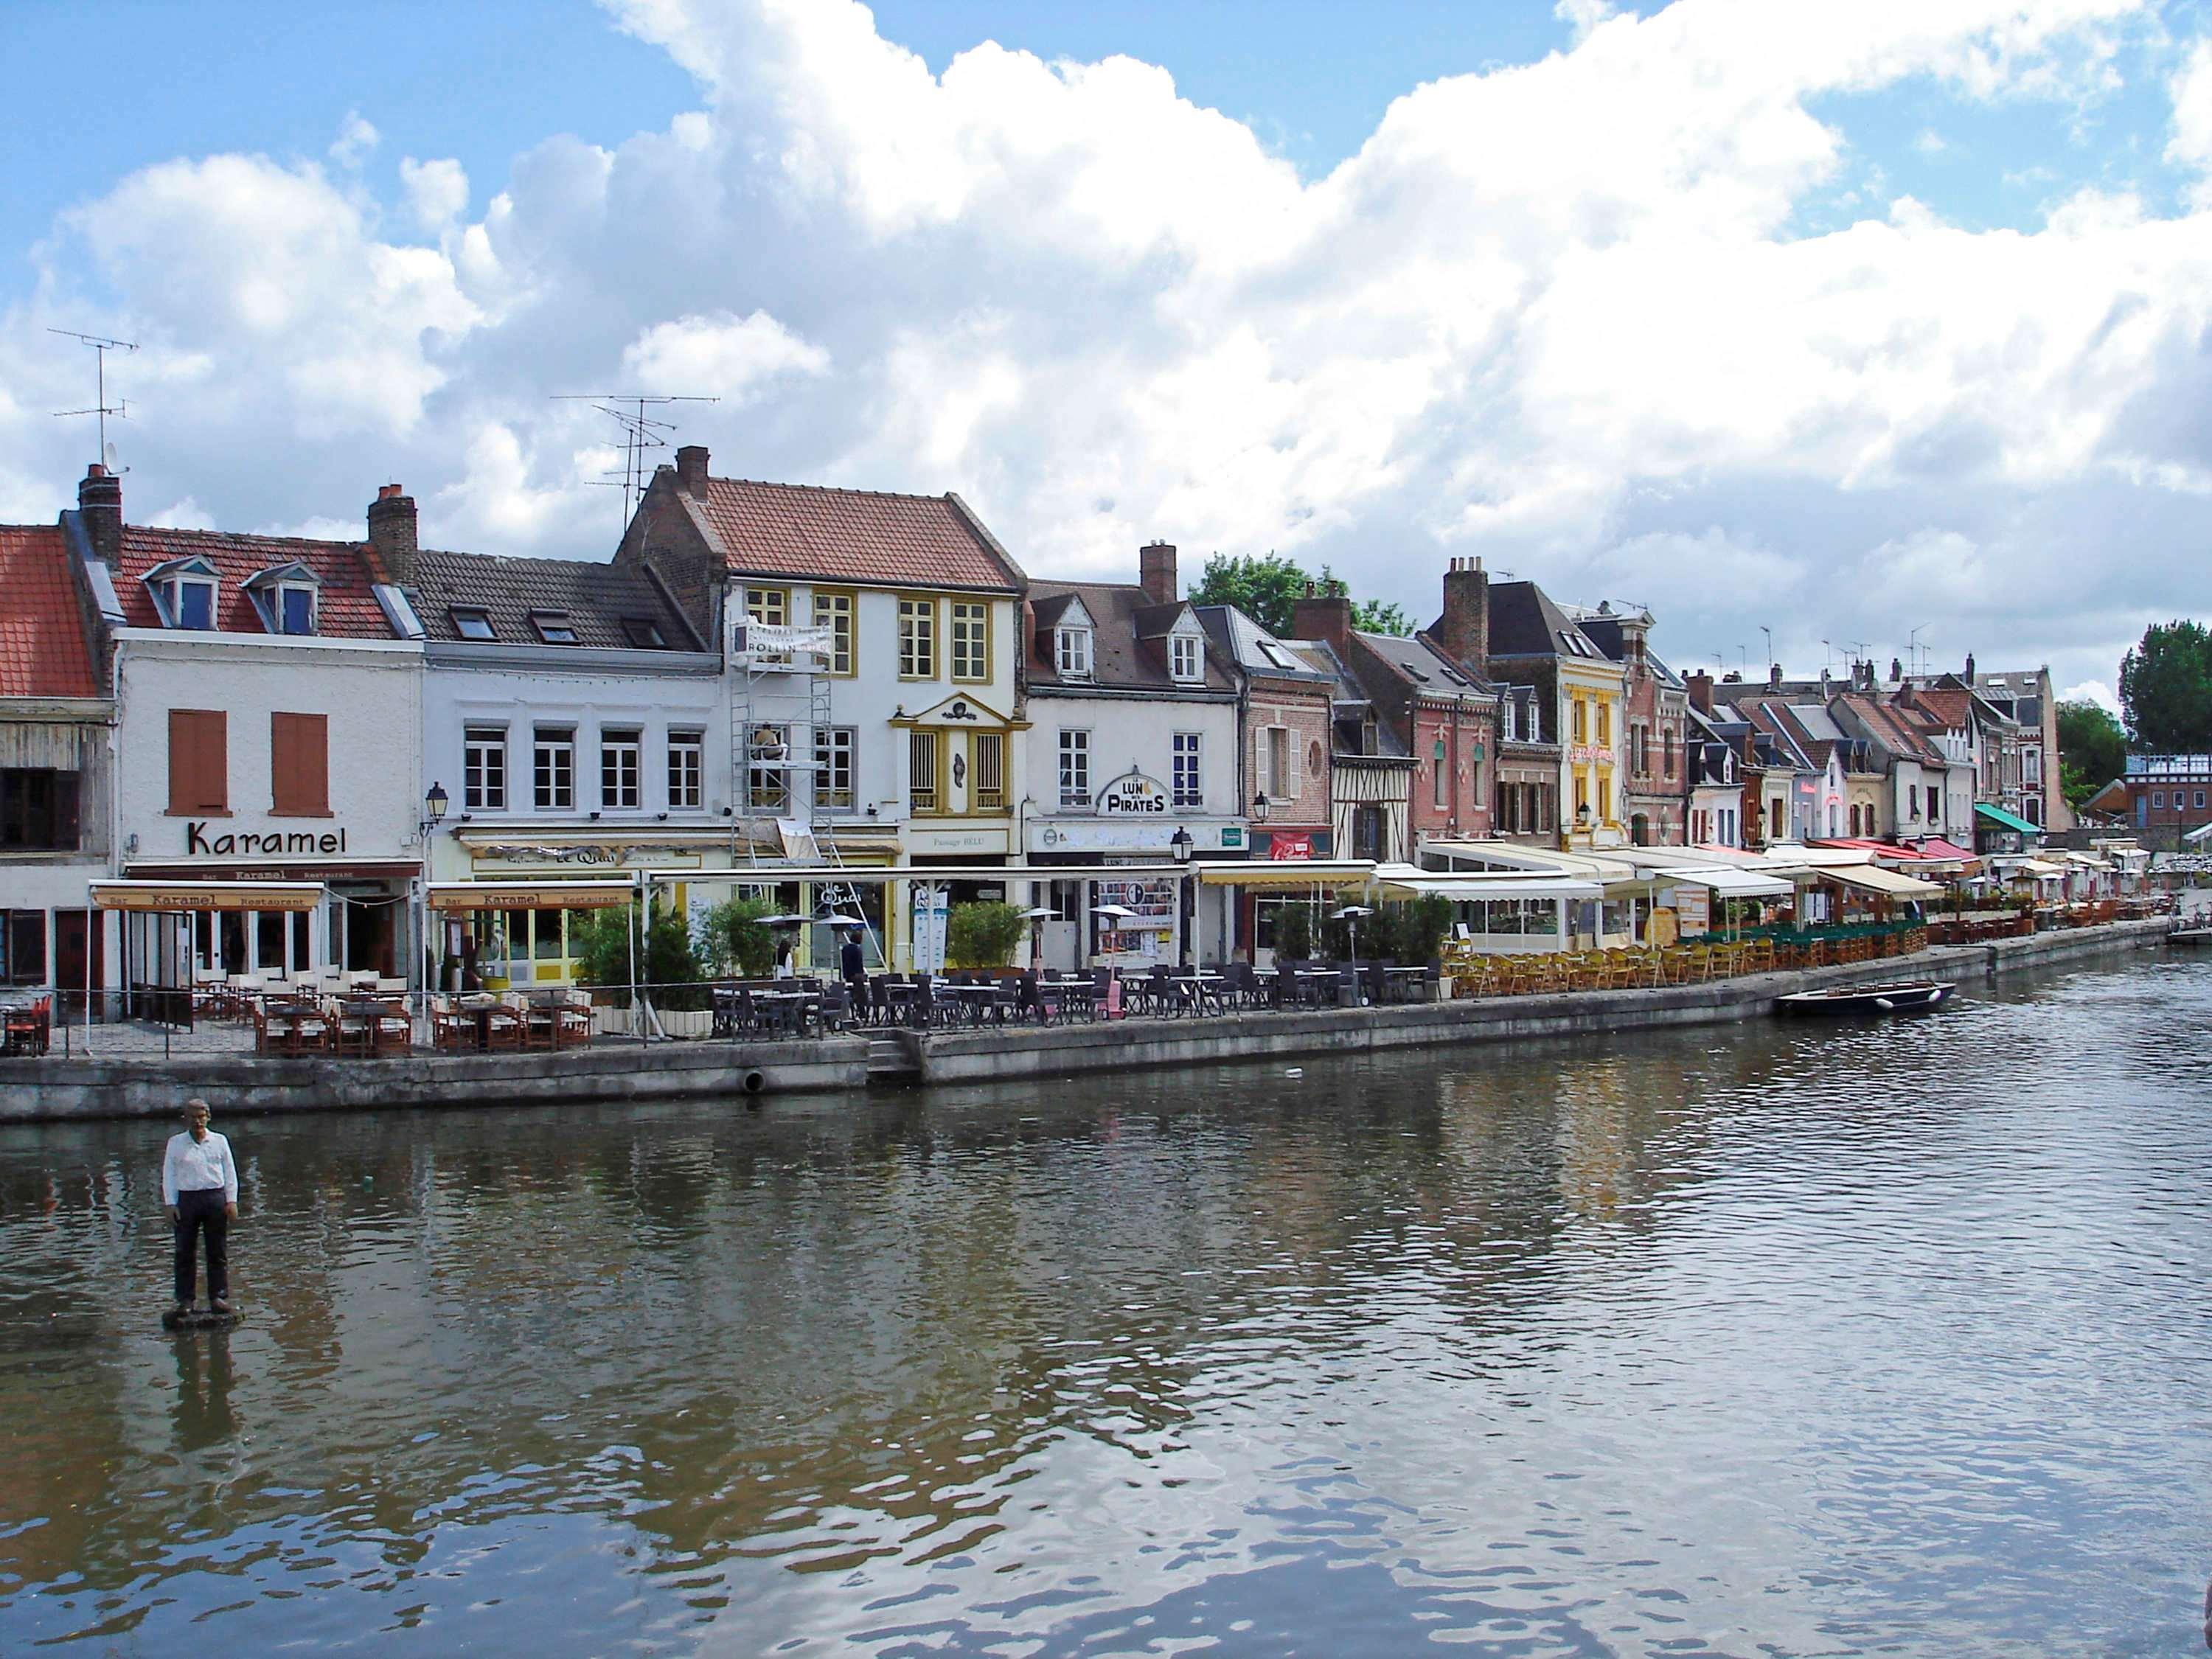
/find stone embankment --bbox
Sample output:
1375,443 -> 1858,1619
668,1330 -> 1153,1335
0,917 -> 2172,1123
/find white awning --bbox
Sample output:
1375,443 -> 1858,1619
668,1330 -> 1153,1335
1653,866 -> 1795,898
1197,860 -> 1375,889
1823,866 -> 1944,900
2011,858 -> 2069,880
1376,871 -> 1602,900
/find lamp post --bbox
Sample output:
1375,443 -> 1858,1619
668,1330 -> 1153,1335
415,782 -> 449,997
1170,825 -> 1194,967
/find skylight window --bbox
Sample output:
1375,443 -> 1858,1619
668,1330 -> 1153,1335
451,608 -> 495,641
531,610 -> 579,645
622,616 -> 667,648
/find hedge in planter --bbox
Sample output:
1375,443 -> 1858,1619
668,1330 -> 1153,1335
947,902 -> 1027,969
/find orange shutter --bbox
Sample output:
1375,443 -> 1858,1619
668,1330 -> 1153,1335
169,710 -> 228,815
271,713 -> 330,815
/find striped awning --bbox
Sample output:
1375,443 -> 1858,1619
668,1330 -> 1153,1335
425,880 -> 636,911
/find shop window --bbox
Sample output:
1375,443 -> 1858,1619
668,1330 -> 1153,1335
0,769 -> 80,850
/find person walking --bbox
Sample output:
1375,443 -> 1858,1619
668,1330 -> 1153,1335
163,1098 -> 238,1315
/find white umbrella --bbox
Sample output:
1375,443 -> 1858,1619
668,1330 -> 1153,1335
761,912 -> 813,926
817,913 -> 866,927
1090,903 -> 1139,919
1017,906 -> 1060,919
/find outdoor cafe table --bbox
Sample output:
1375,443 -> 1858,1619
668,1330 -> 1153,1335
1169,973 -> 1227,1014
945,983 -> 1014,1024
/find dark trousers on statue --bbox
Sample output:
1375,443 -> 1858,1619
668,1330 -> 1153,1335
173,1188 -> 229,1304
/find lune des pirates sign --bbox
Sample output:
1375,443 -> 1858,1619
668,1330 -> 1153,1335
1097,769 -> 1169,815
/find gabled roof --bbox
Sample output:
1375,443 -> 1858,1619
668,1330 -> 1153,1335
1835,692 -> 1944,765
1480,580 -> 1610,663
1192,604 -> 1333,683
113,526 -> 400,639
1900,685 -> 1973,730
408,549 -> 701,650
1026,581 -> 1231,693
689,477 -> 1023,593
0,524 -> 100,698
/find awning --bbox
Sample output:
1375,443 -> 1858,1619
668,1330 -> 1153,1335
1975,801 -> 2041,835
1197,860 -> 1375,889
91,878 -> 324,913
2059,850 -> 2110,869
1654,866 -> 1795,898
1375,872 -> 1603,900
426,880 -> 637,911
2011,858 -> 2068,880
1823,866 -> 1944,900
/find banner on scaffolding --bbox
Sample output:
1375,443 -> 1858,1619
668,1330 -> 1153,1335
733,620 -> 835,661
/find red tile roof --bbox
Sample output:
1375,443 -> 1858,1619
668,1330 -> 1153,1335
0,524 -> 100,698
113,526 -> 400,639
692,479 -> 1022,592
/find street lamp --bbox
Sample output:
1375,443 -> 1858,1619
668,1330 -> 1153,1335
415,782 -> 450,999
1251,792 -> 1270,823
1170,826 -> 1194,967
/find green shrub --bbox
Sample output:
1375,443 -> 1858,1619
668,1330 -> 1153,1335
1404,894 -> 1454,964
699,896 -> 777,979
947,901 -> 1026,969
1273,903 -> 1312,961
573,903 -> 712,1009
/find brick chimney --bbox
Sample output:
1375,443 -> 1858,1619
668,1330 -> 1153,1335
1293,584 -> 1352,650
1889,656 -> 1902,684
366,484 -> 418,586
77,463 -> 122,563
1767,661 -> 1783,692
1434,555 -> 1489,669
1964,652 -> 1976,682
675,445 -> 711,501
1138,540 -> 1177,606
1685,670 -> 1714,714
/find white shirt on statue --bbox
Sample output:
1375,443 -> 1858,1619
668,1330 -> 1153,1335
163,1131 -> 237,1206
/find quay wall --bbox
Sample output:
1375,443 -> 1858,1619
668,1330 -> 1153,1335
0,919 -> 2171,1123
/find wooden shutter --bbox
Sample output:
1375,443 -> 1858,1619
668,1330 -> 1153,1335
168,709 -> 228,815
271,713 -> 330,815
1284,726 -> 1301,799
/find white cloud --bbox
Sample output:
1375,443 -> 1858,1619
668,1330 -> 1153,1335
399,156 -> 469,232
144,496 -> 214,531
1914,128 -> 1950,156
2168,35 -> 2212,205
329,111 -> 380,170
3,0 -> 2205,700
2061,678 -> 2121,712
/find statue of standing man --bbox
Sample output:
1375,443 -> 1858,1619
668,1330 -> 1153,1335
164,1098 -> 237,1318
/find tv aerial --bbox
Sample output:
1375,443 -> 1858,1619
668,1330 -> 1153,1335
552,392 -> 718,520
49,327 -> 137,461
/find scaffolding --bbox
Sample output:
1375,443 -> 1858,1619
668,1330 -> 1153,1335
728,614 -> 883,967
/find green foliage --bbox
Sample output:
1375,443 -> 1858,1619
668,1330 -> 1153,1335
699,896 -> 777,979
1402,894 -> 1455,964
572,903 -> 711,1009
946,902 -> 1027,969
1273,902 -> 1313,961
1187,552 -> 1310,638
2119,621 -> 2212,751
2056,699 -> 2128,808
1186,552 -> 1412,640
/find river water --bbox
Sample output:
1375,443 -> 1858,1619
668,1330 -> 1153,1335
3,958 -> 2209,1656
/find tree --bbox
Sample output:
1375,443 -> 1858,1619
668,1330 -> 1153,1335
1186,552 -> 1413,639
2056,699 -> 2127,807
1186,552 -> 1311,638
698,896 -> 777,978
2119,621 -> 2212,751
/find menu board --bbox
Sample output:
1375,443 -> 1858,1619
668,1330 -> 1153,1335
1095,877 -> 1174,959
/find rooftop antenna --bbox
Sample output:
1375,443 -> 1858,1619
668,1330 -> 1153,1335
49,327 -> 138,460
1907,622 -> 1930,681
1759,624 -> 1773,673
552,392 -> 719,520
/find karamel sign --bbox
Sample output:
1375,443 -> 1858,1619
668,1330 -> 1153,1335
189,822 -> 350,857
1097,771 -> 1169,815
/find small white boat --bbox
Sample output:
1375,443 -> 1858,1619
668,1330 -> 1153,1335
1777,981 -> 1954,1016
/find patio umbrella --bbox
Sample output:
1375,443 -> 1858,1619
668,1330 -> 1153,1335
1332,904 -> 1374,967
1090,903 -> 1139,919
816,914 -> 866,928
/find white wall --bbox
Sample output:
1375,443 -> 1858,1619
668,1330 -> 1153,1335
1025,689 -> 1243,840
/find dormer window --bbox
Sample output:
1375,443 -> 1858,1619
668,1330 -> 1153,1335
1169,632 -> 1202,683
451,608 -> 495,641
277,585 -> 315,635
142,556 -> 222,630
532,610 -> 579,645
1057,625 -> 1093,680
173,578 -> 215,630
242,562 -> 322,635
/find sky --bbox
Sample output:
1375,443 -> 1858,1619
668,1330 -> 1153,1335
8,0 -> 2212,709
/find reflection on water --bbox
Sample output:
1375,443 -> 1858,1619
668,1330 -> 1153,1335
4,959 -> 2212,1654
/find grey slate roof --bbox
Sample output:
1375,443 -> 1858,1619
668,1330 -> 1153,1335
408,549 -> 703,650
1479,580 -> 1609,662
1193,604 -> 1332,681
1027,581 -> 1234,694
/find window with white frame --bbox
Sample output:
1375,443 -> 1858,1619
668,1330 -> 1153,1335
533,727 -> 574,810
950,601 -> 990,682
170,575 -> 216,630
1265,726 -> 1290,799
1059,729 -> 1091,807
814,726 -> 855,810
1169,631 -> 1201,683
667,731 -> 703,810
1057,625 -> 1092,680
601,729 -> 641,810
277,584 -> 316,635
1433,737 -> 1448,808
464,726 -> 507,811
1173,732 -> 1202,807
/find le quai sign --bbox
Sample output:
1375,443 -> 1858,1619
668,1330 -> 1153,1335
1097,771 -> 1169,815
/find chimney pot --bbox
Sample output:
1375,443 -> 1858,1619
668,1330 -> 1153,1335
77,463 -> 123,563
1138,540 -> 1178,606
366,485 -> 418,587
675,445 -> 711,501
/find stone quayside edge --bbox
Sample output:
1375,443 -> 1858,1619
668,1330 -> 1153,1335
0,919 -> 2173,1123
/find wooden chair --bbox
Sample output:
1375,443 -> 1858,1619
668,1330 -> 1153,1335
550,991 -> 594,1049
430,997 -> 476,1053
484,996 -> 528,1052
3,995 -> 51,1056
